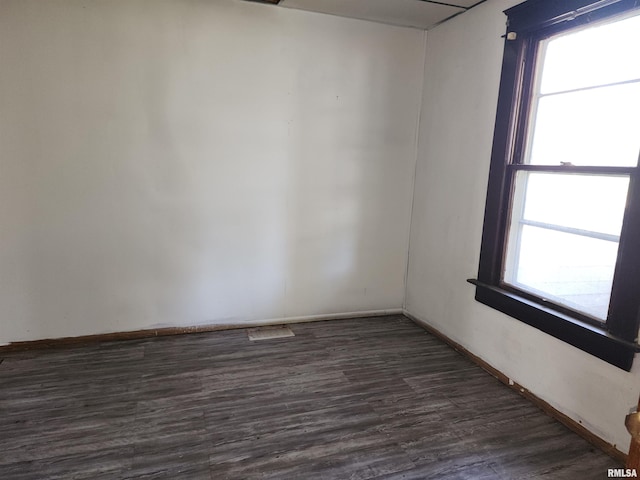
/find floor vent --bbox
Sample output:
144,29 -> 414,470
247,326 -> 295,341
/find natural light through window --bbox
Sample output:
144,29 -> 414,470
502,11 -> 640,320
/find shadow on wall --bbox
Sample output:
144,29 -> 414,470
0,0 -> 419,342
284,26 -> 414,320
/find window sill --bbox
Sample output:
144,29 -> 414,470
467,279 -> 639,371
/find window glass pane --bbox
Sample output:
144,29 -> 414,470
503,172 -> 628,320
522,173 -> 629,236
540,12 -> 640,94
504,225 -> 618,320
527,82 -> 640,166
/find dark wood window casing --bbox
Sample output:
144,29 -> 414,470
470,0 -> 640,370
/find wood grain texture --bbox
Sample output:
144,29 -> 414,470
627,397 -> 640,470
405,311 -> 628,464
0,316 -> 622,479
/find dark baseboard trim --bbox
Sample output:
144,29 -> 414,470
0,324 -> 245,352
0,309 -> 402,353
403,310 -> 628,464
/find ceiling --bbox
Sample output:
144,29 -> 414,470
275,0 -> 484,30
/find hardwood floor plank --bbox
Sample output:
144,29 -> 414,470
0,315 -> 623,479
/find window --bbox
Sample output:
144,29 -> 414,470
471,0 -> 640,370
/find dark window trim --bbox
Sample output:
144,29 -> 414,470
468,280 -> 639,370
471,0 -> 640,371
505,0 -> 640,34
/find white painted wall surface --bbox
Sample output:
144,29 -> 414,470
0,0 -> 424,343
405,0 -> 639,453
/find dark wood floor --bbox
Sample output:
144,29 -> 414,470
0,316 -> 621,479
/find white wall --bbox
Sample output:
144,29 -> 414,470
0,0 -> 425,343
1,0 -> 636,457
405,0 -> 640,453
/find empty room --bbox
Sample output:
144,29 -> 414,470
1,0 -> 639,478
